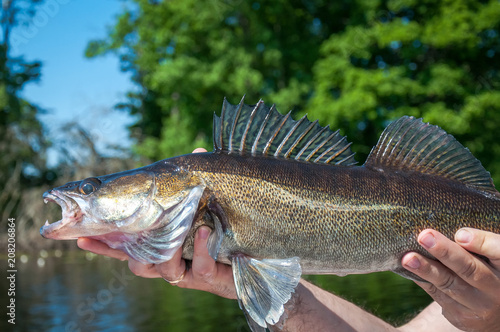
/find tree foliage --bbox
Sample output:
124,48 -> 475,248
309,0 -> 500,183
88,0 -> 500,185
1,0 -> 46,182
86,0 -> 360,158
1,0 -> 50,230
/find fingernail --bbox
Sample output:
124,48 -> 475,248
420,233 -> 436,249
456,229 -> 472,244
198,227 -> 210,240
405,256 -> 421,269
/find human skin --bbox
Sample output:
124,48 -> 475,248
77,148 -> 500,331
400,228 -> 500,331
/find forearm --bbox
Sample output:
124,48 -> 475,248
398,302 -> 462,332
270,279 -> 397,332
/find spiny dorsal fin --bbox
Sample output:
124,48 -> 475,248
213,97 -> 357,165
365,116 -> 497,194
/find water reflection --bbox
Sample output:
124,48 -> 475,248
1,252 -> 431,331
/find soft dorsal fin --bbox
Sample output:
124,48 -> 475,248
213,97 -> 357,165
365,116 -> 497,194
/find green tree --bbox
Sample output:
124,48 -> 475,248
86,0 -> 361,159
1,0 -> 46,182
0,0 -> 54,248
308,0 -> 500,185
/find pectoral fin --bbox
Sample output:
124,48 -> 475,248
239,305 -> 267,332
231,254 -> 302,330
123,185 -> 205,264
206,199 -> 227,260
206,210 -> 224,260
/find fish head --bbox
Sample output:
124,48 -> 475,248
40,169 -> 157,240
41,161 -> 206,264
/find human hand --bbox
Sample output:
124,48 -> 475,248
77,226 -> 236,299
402,228 -> 500,331
77,147 -> 237,300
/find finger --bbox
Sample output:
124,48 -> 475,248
402,251 -> 488,309
412,279 -> 457,306
155,246 -> 187,284
191,226 -> 218,279
415,278 -> 499,332
192,148 -> 208,153
77,238 -> 129,261
418,229 -> 498,291
413,280 -> 474,328
455,228 -> 500,271
128,259 -> 161,278
189,226 -> 236,299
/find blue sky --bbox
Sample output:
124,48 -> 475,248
12,0 -> 136,165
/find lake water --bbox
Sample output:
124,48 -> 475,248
1,251 -> 431,331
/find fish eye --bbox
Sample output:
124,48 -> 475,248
79,178 -> 101,195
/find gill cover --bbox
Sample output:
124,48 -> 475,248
118,184 -> 205,264
90,171 -> 156,228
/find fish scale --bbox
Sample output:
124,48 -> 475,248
41,97 -> 500,332
176,153 -> 498,271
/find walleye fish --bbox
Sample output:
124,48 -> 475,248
41,97 -> 500,331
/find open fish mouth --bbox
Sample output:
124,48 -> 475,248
40,191 -> 83,239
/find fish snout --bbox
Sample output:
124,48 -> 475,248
41,190 -> 84,239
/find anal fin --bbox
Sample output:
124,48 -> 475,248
231,254 -> 302,330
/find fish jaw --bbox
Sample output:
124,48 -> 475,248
40,190 -> 85,239
40,190 -> 112,239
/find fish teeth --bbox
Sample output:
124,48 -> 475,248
45,220 -> 49,226
44,198 -> 48,204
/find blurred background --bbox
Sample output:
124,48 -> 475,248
1,0 -> 499,331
